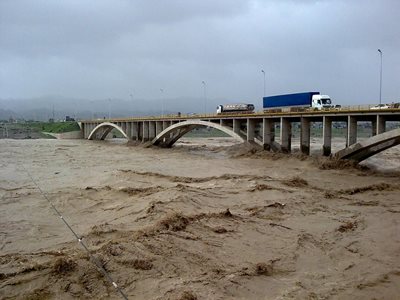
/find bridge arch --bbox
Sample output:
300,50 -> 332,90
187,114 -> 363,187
87,122 -> 130,140
152,120 -> 245,147
334,128 -> 400,162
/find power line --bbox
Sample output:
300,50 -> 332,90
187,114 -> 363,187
20,164 -> 129,300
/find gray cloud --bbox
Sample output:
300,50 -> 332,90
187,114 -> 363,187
1,0 -> 399,111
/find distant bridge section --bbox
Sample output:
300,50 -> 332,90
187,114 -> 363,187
79,108 -> 400,161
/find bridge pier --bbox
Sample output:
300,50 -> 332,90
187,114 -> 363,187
121,122 -> 127,135
377,115 -> 386,134
142,121 -> 149,142
156,121 -> 163,136
132,122 -> 138,140
149,121 -> 156,139
247,119 -> 255,142
280,117 -> 291,153
136,122 -> 142,140
323,116 -> 332,156
347,116 -> 357,146
233,119 -> 241,135
262,119 -> 275,151
300,117 -> 311,155
126,122 -> 131,139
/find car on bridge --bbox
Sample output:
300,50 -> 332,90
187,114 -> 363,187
370,104 -> 390,110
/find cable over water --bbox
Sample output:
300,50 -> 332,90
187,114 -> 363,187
20,163 -> 129,300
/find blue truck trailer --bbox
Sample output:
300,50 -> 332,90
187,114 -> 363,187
263,92 -> 335,112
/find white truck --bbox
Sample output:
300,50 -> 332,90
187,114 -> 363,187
263,92 -> 340,112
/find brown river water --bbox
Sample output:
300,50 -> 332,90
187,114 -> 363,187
1,137 -> 399,299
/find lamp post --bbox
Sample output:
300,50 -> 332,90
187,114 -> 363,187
202,81 -> 206,115
108,98 -> 111,119
261,69 -> 266,97
378,49 -> 383,106
160,88 -> 164,116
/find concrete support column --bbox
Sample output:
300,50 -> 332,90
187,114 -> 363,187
262,118 -> 275,151
247,119 -> 255,142
130,122 -> 137,140
220,119 -> 228,126
121,122 -> 127,135
169,121 -> 175,138
162,121 -> 169,131
280,117 -> 291,153
90,123 -> 95,138
126,122 -> 132,139
371,119 -> 377,136
156,121 -> 163,136
300,117 -> 311,155
347,116 -> 357,146
142,121 -> 149,142
149,121 -> 156,139
137,122 -> 143,140
322,116 -> 332,156
88,124 -> 93,137
84,124 -> 87,138
377,115 -> 386,134
233,119 -> 241,135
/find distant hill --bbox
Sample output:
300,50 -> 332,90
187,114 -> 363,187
0,96 -> 232,121
0,108 -> 18,120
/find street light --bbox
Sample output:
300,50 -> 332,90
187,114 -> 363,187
261,70 -> 266,97
160,88 -> 164,116
108,98 -> 111,119
378,49 -> 383,106
202,81 -> 206,115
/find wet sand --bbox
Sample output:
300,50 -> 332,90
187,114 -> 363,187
1,138 -> 400,299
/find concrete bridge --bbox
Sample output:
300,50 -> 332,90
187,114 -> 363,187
80,109 -> 400,162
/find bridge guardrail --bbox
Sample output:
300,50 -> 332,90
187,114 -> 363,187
80,104 -> 400,122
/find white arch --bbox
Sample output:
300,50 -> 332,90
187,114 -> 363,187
335,128 -> 400,162
152,120 -> 244,147
87,122 -> 130,140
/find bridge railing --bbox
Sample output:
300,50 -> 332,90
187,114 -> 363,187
80,103 -> 400,122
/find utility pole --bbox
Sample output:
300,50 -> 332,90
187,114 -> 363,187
261,70 -> 266,97
378,49 -> 383,106
108,99 -> 111,119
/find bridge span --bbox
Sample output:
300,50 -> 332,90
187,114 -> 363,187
80,109 -> 400,161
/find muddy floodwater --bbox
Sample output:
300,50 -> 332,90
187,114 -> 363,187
1,137 -> 400,299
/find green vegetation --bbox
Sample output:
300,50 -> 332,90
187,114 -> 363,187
29,121 -> 80,133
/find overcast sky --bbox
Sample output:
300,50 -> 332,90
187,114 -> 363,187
1,0 -> 399,109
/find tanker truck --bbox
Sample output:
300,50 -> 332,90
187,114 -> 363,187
216,103 -> 255,114
263,92 -> 339,112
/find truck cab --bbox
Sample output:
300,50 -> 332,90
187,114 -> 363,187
312,94 -> 332,110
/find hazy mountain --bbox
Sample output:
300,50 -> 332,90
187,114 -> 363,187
0,95 -> 236,121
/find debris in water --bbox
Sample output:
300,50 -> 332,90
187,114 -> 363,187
267,202 -> 286,208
